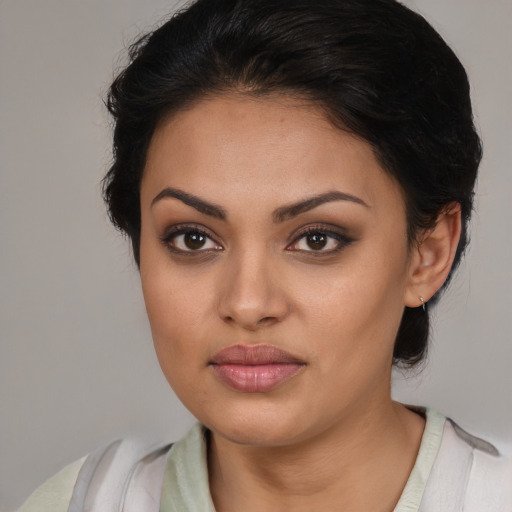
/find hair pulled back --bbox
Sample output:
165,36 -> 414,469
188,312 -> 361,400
103,0 -> 481,367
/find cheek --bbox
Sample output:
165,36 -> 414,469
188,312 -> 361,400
140,244 -> 189,360
143,275 -> 204,355
142,272 -> 212,407
140,250 -> 220,380
294,246 -> 409,365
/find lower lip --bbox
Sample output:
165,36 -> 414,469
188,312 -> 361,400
211,363 -> 304,392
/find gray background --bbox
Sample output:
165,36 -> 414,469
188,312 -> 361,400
1,1 -> 510,510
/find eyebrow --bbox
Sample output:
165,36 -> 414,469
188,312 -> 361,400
151,187 -> 227,220
151,187 -> 369,223
272,191 -> 369,223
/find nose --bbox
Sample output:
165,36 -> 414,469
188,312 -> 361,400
217,249 -> 290,331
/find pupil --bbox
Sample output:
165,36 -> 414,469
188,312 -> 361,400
185,232 -> 206,250
307,233 -> 327,250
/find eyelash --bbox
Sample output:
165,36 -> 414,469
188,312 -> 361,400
160,224 -> 221,255
288,226 -> 354,254
160,224 -> 353,256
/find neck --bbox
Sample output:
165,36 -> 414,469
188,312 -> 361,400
208,400 -> 425,512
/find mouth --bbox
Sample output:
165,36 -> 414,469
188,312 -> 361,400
209,344 -> 306,393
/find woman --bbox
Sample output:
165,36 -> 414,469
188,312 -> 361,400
17,0 -> 511,510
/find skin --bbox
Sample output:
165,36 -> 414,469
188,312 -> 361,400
139,94 -> 461,511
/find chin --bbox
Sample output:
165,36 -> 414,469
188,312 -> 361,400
213,421 -> 303,448
195,399 -> 318,448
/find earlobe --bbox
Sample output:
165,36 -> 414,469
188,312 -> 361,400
404,203 -> 462,308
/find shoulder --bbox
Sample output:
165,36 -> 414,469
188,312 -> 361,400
16,438 -> 172,512
17,456 -> 86,512
445,419 -> 512,509
422,411 -> 512,511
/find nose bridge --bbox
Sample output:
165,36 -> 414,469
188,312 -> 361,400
217,244 -> 288,329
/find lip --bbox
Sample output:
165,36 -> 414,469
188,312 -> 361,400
209,344 -> 305,393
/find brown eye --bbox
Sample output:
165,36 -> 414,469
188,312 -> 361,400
287,227 -> 353,254
184,232 -> 207,250
162,227 -> 222,253
306,233 -> 327,250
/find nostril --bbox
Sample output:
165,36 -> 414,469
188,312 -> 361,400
217,283 -> 290,329
257,316 -> 277,326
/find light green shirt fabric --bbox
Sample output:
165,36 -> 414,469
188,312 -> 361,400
159,408 -> 446,512
17,456 -> 86,512
15,408 -> 450,512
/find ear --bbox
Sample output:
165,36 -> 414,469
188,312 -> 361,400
404,203 -> 462,308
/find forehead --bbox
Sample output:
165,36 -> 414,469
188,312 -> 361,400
141,94 -> 404,216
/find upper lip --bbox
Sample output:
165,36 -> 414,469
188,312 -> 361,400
210,344 -> 304,365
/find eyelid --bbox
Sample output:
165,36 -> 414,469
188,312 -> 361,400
160,223 -> 223,253
287,223 -> 354,253
159,222 -> 353,255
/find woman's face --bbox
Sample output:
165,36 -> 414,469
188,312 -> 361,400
140,95 -> 416,446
